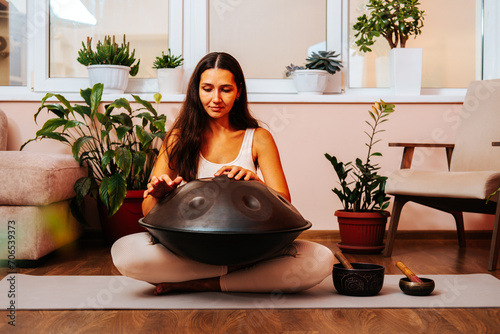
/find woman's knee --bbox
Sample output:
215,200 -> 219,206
111,233 -> 150,277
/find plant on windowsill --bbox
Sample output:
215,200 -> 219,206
285,51 -> 343,95
77,35 -> 141,94
352,0 -> 425,95
21,83 -> 166,243
324,100 -> 395,254
152,49 -> 185,95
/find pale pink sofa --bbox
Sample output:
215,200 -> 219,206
0,109 -> 87,266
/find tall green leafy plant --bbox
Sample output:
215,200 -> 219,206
22,83 -> 166,218
353,0 -> 425,53
325,100 -> 395,212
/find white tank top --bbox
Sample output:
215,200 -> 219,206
197,128 -> 257,179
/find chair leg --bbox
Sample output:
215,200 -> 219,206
449,210 -> 466,247
383,196 -> 408,257
488,201 -> 500,271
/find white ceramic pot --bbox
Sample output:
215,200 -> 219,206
292,69 -> 329,95
87,65 -> 130,94
389,48 -> 423,95
157,68 -> 184,94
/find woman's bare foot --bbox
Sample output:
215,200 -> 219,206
154,277 -> 221,295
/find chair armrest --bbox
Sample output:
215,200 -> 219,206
389,142 -> 455,169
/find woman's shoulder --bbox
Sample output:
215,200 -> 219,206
253,127 -> 277,148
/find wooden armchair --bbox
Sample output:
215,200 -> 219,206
383,79 -> 500,271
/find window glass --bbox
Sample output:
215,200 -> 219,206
0,0 -> 27,86
49,0 -> 169,79
349,0 -> 479,88
209,0 -> 327,79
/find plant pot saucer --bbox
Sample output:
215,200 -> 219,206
337,242 -> 385,254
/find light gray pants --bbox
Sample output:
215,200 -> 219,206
111,232 -> 334,293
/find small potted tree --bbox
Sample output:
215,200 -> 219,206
325,100 -> 395,254
22,84 -> 166,243
352,0 -> 425,95
286,50 -> 343,94
153,49 -> 184,94
77,35 -> 141,94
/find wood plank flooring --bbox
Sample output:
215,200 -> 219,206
1,231 -> 499,334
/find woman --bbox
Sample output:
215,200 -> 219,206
111,52 -> 334,294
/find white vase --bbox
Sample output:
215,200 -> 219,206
156,68 -> 184,94
87,65 -> 130,94
324,72 -> 342,93
389,48 -> 423,95
292,69 -> 329,95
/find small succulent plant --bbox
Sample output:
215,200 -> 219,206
152,49 -> 184,69
305,51 -> 343,75
285,64 -> 306,77
77,35 -> 140,76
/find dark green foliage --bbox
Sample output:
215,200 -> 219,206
22,85 -> 166,218
77,35 -> 141,76
353,0 -> 425,53
325,100 -> 395,212
305,51 -> 343,75
152,49 -> 184,69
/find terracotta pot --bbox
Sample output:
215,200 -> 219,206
334,210 -> 390,254
98,190 -> 146,244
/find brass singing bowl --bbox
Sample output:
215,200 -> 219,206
399,277 -> 435,296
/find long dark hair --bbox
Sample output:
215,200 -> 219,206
165,52 -> 259,181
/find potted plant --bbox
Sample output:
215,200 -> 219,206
77,35 -> 141,94
22,83 -> 166,243
285,50 -> 343,95
352,0 -> 425,95
325,100 -> 395,254
153,49 -> 184,94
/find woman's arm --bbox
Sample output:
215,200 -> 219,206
142,138 -> 182,216
252,128 -> 291,202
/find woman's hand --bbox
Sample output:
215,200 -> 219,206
214,165 -> 261,182
143,175 -> 183,199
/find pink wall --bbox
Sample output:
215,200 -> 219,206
0,100 -> 494,231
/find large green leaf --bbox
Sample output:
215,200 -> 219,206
115,147 -> 132,176
107,98 -> 131,113
90,83 -> 104,115
72,136 -> 94,160
37,118 -> 68,134
132,94 -> 157,116
106,173 -> 128,216
73,177 -> 92,203
101,150 -> 115,170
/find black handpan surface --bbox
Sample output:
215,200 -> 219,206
139,175 -> 311,265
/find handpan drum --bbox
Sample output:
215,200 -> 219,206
139,175 -> 312,265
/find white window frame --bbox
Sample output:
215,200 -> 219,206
1,0 -> 499,101
32,0 -> 183,93
186,0 -> 343,94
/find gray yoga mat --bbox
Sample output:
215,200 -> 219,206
1,274 -> 499,310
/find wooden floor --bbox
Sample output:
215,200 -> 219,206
1,231 -> 499,334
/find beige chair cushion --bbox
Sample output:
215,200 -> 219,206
386,169 -> 500,200
0,151 -> 87,206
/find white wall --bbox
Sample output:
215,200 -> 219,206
0,100 -> 494,231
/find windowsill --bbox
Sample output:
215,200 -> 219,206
0,88 -> 466,104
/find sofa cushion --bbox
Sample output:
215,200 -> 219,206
0,152 -> 88,206
0,200 -> 82,260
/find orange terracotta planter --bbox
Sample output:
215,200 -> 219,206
335,210 -> 390,254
